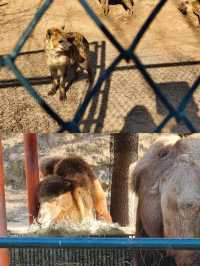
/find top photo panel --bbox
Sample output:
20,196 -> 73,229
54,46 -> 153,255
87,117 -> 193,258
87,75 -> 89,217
0,0 -> 200,134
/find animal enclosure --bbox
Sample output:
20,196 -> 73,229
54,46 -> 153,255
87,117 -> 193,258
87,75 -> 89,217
0,0 -> 200,133
1,133 -> 200,265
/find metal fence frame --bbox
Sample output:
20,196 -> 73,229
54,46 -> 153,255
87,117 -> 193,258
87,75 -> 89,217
0,0 -> 199,132
1,236 -> 200,249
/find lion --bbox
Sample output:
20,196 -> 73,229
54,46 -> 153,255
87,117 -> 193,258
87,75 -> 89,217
45,27 -> 93,101
99,0 -> 134,15
37,156 -> 112,225
130,134 -> 200,266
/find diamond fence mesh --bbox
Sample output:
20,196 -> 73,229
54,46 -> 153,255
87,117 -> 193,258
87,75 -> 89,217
0,0 -> 199,133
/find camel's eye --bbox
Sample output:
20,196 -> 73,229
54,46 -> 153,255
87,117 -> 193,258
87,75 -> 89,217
158,148 -> 169,158
59,39 -> 64,44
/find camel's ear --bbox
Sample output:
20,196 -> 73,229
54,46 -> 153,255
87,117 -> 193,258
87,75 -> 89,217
130,160 -> 150,195
39,156 -> 63,177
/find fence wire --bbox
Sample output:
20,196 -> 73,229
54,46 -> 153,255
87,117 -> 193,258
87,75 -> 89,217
9,247 -> 177,266
0,0 -> 199,133
10,247 -> 137,266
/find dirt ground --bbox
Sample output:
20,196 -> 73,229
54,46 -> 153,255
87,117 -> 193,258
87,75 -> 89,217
0,0 -> 200,134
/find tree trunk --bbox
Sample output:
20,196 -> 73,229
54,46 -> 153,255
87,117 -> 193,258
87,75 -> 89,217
110,133 -> 138,226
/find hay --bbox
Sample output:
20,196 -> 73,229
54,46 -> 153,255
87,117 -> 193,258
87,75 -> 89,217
10,219 -> 134,237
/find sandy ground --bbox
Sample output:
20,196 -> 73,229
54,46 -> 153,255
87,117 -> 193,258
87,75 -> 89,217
0,0 -> 200,133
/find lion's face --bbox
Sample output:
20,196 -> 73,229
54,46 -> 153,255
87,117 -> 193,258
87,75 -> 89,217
45,28 -> 72,52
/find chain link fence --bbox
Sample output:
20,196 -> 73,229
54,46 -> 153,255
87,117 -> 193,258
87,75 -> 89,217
0,0 -> 199,133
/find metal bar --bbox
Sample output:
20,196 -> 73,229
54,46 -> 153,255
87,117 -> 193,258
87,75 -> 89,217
1,237 -> 200,250
4,56 -> 69,131
128,52 -> 197,131
11,0 -> 53,60
129,0 -> 167,51
178,76 -> 200,113
73,54 -> 123,125
24,134 -> 39,224
154,113 -> 173,133
0,138 -> 10,266
79,0 -> 127,59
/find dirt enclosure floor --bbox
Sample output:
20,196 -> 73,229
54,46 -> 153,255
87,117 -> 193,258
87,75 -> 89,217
0,0 -> 200,133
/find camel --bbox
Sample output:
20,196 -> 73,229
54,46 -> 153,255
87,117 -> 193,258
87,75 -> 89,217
130,134 -> 200,266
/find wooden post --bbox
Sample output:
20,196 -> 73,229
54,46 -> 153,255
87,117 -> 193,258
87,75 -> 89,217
24,133 -> 39,224
110,133 -> 138,227
0,137 -> 10,266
